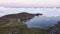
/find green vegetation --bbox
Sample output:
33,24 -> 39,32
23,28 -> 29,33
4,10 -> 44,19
27,28 -> 50,34
0,18 -> 50,34
0,18 -> 10,26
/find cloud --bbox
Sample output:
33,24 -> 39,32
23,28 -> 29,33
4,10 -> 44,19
0,7 -> 60,17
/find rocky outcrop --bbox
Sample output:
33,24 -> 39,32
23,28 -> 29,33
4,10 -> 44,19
0,12 -> 42,25
0,12 -> 42,19
0,12 -> 42,21
48,21 -> 60,34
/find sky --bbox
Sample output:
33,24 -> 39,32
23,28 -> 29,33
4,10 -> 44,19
0,0 -> 60,7
0,0 -> 60,17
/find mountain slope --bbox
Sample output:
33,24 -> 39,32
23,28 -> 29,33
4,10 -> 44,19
0,12 -> 42,19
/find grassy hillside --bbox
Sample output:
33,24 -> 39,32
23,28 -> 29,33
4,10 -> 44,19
0,18 -> 50,34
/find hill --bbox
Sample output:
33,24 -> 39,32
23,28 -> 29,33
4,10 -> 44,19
0,12 -> 42,26
0,12 -> 42,19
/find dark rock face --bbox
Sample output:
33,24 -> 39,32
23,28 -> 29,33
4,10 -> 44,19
48,28 -> 59,34
48,21 -> 60,34
35,13 -> 42,16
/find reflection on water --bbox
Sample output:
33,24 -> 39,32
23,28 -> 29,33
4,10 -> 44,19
26,16 -> 60,28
